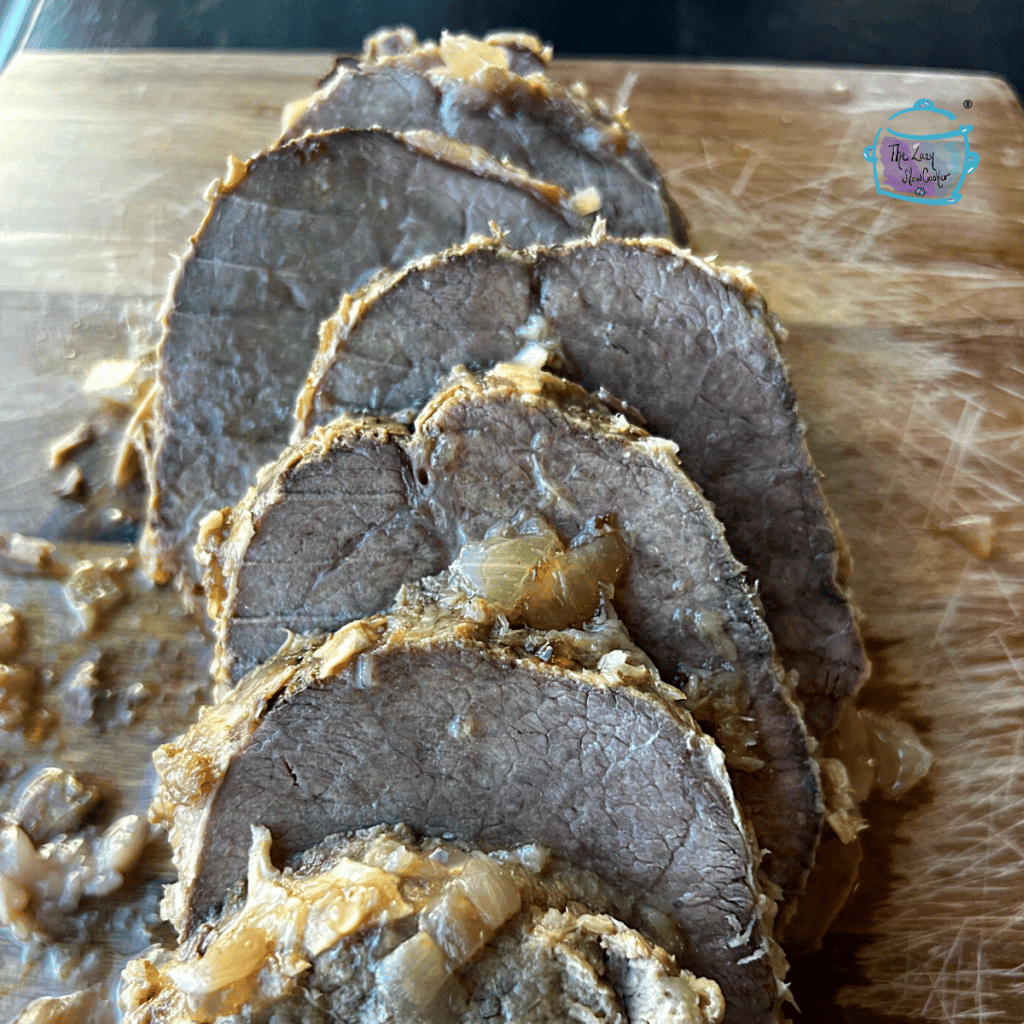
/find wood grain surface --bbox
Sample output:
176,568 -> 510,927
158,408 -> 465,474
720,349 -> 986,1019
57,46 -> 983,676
0,49 -> 1022,1023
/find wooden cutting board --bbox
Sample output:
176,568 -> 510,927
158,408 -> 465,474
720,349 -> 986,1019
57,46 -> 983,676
0,49 -> 1022,1023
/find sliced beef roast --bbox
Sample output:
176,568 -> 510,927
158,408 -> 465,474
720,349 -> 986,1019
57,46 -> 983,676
294,235 -> 865,737
141,128 -> 584,587
198,365 -> 820,906
281,32 -> 686,242
150,611 -> 784,1023
457,908 -> 727,1024
123,823 -> 726,1024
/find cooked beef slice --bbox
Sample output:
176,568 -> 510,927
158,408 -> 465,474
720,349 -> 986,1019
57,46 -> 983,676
295,235 -> 866,738
123,824 -> 726,1024
150,614 -> 784,1023
200,365 -> 820,905
534,240 -> 865,740
141,129 -> 583,588
303,910 -> 728,1024
280,34 -> 686,243
457,909 -> 726,1024
200,419 -> 450,679
296,240 -> 537,424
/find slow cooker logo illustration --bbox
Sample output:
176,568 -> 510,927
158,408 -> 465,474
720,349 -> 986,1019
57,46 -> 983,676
863,98 -> 979,205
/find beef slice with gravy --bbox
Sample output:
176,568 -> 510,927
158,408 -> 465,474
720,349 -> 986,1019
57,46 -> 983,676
150,611 -> 786,1024
198,365 -> 821,905
296,235 -> 866,737
281,31 -> 686,242
123,822 -> 728,1024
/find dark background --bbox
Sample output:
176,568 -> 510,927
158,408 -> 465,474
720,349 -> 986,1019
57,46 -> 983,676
2,0 -> 1022,100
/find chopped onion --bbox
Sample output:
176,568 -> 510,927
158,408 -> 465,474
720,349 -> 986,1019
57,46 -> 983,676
167,922 -> 270,1013
452,516 -> 628,631
0,875 -> 29,919
0,604 -> 20,660
376,931 -> 450,1013
569,185 -> 602,216
381,845 -> 418,876
518,530 -> 628,630
0,824 -> 44,887
304,894 -> 384,956
826,704 -> 875,804
420,887 -> 491,963
452,528 -> 560,610
438,32 -> 508,77
0,664 -> 35,731
826,704 -> 931,801
861,709 -> 932,798
11,767 -> 98,844
455,855 -> 521,928
96,814 -> 149,878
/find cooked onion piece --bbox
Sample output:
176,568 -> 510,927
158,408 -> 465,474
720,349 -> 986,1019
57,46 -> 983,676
826,703 -> 932,802
451,516 -> 628,630
0,814 -> 148,941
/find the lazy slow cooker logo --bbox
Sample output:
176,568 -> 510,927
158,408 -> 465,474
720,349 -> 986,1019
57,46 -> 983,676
863,98 -> 979,204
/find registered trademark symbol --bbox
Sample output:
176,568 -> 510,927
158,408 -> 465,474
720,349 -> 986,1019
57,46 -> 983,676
964,99 -> 973,108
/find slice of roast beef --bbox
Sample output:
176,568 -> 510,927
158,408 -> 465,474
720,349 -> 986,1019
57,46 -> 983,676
200,418 -> 451,671
198,365 -> 820,905
458,908 -> 728,1024
140,129 -> 584,589
122,823 -> 726,1024
119,823 -> 729,1024
150,612 -> 784,1023
295,235 -> 866,738
295,239 -> 538,424
534,239 -> 865,740
280,33 -> 686,243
